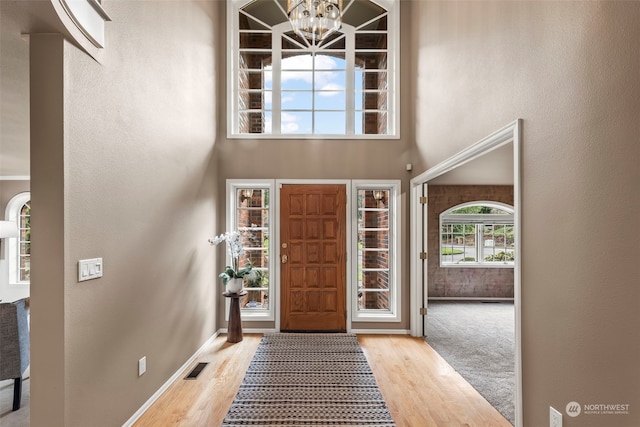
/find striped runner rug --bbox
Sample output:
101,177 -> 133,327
222,333 -> 396,426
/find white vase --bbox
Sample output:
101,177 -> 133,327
227,278 -> 243,294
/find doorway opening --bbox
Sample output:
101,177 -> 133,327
409,120 -> 522,426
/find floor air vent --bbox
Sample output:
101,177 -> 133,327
184,362 -> 209,380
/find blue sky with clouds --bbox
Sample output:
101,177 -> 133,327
263,54 -> 364,134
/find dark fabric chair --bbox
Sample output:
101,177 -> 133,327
0,298 -> 30,411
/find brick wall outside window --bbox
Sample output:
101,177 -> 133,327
428,185 -> 514,298
236,190 -> 269,308
359,191 -> 390,310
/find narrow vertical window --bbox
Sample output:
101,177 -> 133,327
352,181 -> 400,321
18,201 -> 31,282
357,189 -> 390,310
227,181 -> 275,320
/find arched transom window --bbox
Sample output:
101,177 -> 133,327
440,202 -> 515,267
5,192 -> 31,284
228,0 -> 399,138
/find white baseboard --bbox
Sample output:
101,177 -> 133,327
219,328 -> 410,335
243,328 -> 278,334
350,329 -> 410,335
122,332 -> 219,427
218,328 -> 277,335
218,328 -> 410,335
428,297 -> 514,302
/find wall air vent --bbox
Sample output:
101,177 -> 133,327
184,362 -> 209,380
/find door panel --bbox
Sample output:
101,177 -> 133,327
280,184 -> 347,332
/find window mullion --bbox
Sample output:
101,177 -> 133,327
345,26 -> 355,135
273,28 -> 282,134
477,224 -> 483,262
230,5 -> 239,134
312,50 -> 316,133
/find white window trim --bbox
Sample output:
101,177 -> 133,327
273,178 -> 353,331
351,180 -> 401,322
226,180 -> 276,321
224,179 -> 402,326
226,0 -> 400,140
439,201 -> 515,269
5,192 -> 30,285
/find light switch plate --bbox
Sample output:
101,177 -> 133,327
138,356 -> 147,376
78,258 -> 103,282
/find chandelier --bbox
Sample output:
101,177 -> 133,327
287,0 -> 343,43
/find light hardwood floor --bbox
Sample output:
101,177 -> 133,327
133,334 -> 512,427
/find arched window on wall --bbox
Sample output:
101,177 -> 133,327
5,192 -> 31,284
440,201 -> 514,267
228,0 -> 400,138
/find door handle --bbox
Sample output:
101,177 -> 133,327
281,254 -> 288,264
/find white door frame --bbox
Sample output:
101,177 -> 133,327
409,119 -> 522,427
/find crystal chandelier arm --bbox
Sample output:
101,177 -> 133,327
287,0 -> 305,14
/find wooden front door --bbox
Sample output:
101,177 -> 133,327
280,184 -> 347,332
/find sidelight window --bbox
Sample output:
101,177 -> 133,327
352,181 -> 401,322
227,181 -> 275,320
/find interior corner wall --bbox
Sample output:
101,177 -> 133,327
427,185 -> 514,298
29,33 -> 66,426
29,1 -> 220,425
411,1 -> 640,426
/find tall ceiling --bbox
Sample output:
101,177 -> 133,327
1,0 -> 71,176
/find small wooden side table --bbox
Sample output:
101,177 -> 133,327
223,291 -> 246,343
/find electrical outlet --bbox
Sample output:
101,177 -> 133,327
550,406 -> 562,427
138,356 -> 147,376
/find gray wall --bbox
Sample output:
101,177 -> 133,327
26,2 -> 221,425
411,1 -> 640,426
0,3 -> 30,177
